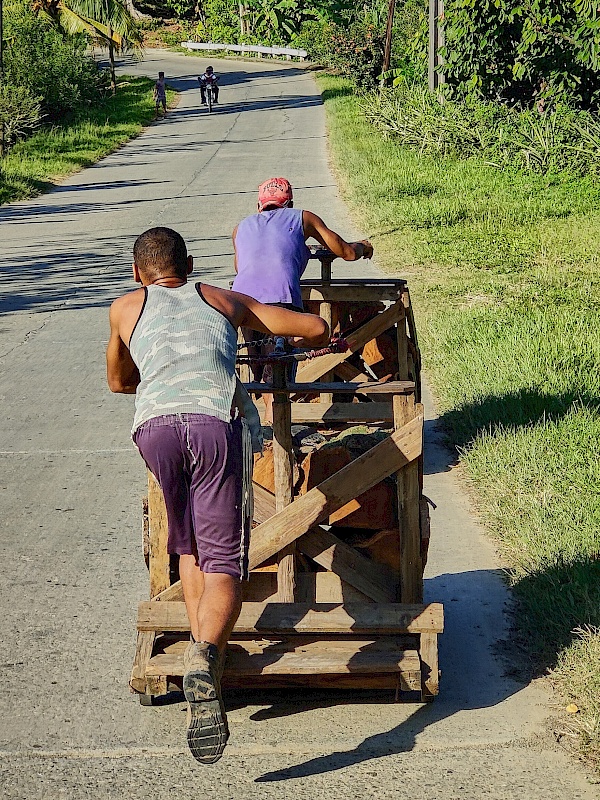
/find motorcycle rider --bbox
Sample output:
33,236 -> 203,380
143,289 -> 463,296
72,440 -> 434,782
198,65 -> 219,105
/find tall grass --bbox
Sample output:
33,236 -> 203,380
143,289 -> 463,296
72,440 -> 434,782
317,74 -> 600,771
362,84 -> 600,175
0,76 -> 176,205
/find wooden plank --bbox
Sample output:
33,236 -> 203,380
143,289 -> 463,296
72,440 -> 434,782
288,402 -> 393,424
146,638 -> 421,688
296,572 -> 370,603
147,472 -> 170,598
394,397 -> 423,604
221,674 -> 405,690
299,528 -> 397,602
137,600 -> 444,634
252,484 -> 396,601
245,380 -> 415,396
397,309 -> 409,382
236,328 -> 251,383
333,361 -> 375,384
146,675 -> 168,696
248,413 -> 423,570
420,632 -> 440,700
271,363 -> 296,602
242,571 -> 369,603
301,286 -> 404,303
404,287 -> 420,353
253,481 -> 276,524
151,580 -> 183,602
129,630 -> 156,693
319,299 -> 335,403
296,300 -> 405,383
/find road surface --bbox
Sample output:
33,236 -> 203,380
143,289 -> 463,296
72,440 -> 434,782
0,51 -> 595,799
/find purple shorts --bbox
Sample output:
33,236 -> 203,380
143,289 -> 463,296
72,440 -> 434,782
133,414 -> 247,580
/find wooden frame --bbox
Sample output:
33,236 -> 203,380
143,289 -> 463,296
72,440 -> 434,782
131,269 -> 441,703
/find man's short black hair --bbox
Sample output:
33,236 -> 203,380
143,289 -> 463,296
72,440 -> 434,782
133,227 -> 188,280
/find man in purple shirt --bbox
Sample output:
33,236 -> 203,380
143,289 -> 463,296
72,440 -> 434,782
232,177 -> 373,421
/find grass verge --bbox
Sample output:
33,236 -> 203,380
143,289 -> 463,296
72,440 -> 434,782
316,73 -> 600,772
0,76 -> 177,205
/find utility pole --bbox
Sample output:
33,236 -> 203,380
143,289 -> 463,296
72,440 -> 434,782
428,0 -> 445,91
382,0 -> 396,77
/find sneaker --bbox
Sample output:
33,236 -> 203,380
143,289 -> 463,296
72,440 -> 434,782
183,641 -> 228,764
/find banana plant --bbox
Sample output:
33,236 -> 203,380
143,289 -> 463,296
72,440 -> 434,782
32,0 -> 142,92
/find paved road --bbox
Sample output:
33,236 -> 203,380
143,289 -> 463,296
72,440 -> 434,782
0,51 -> 595,799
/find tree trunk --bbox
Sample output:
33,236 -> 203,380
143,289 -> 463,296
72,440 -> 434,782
108,30 -> 117,94
124,0 -> 150,19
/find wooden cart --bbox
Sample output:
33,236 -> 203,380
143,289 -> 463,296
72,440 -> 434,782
130,261 -> 443,704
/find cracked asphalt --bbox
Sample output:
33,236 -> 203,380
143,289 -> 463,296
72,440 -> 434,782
0,51 -> 596,799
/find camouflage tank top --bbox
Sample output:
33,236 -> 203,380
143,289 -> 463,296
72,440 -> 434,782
129,282 -> 237,433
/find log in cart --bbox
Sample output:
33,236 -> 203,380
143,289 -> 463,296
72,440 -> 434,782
131,249 -> 444,704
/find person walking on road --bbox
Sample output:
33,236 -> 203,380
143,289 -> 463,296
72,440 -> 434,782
231,176 -> 373,422
106,227 -> 328,764
153,71 -> 167,116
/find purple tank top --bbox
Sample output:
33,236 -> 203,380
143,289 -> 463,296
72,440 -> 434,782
232,207 -> 310,307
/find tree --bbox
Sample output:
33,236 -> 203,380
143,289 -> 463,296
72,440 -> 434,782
33,0 -> 143,92
442,0 -> 600,108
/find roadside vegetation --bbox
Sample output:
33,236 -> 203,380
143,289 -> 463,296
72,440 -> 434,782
0,0 -> 154,204
0,75 -> 174,204
315,2 -> 600,770
134,0 -> 423,84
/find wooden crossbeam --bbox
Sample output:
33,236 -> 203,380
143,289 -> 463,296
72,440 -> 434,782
145,638 -> 421,689
245,380 -> 414,395
296,299 -> 405,383
148,473 -> 170,598
252,484 -> 397,601
288,401 -> 393,424
137,600 -> 444,635
301,286 -> 404,303
299,527 -> 397,602
249,412 -> 423,570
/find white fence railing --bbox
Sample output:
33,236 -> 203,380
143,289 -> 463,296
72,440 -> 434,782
182,41 -> 307,60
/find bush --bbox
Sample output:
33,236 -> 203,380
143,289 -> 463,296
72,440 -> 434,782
442,0 -> 600,109
3,1 -> 105,121
362,83 -> 600,176
293,19 -> 384,86
194,0 -> 239,43
0,85 -> 43,146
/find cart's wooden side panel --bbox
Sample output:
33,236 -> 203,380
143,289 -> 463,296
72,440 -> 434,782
147,473 -> 170,599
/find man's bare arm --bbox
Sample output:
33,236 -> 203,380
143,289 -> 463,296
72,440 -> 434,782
201,285 -> 329,346
303,210 -> 373,261
106,301 -> 141,394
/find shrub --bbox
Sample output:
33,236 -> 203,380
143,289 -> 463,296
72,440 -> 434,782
0,85 -> 43,147
3,1 -> 104,121
293,19 -> 384,86
362,83 -> 600,176
442,0 -> 600,109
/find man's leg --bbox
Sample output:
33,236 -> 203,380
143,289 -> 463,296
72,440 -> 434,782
213,85 -> 219,103
179,554 -> 204,641
179,559 -> 241,650
197,573 -> 241,650
181,416 -> 246,764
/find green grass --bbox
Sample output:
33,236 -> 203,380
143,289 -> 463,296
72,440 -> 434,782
317,74 -> 600,770
0,76 -> 177,205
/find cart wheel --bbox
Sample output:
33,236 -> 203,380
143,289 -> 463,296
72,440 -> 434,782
138,693 -> 154,707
